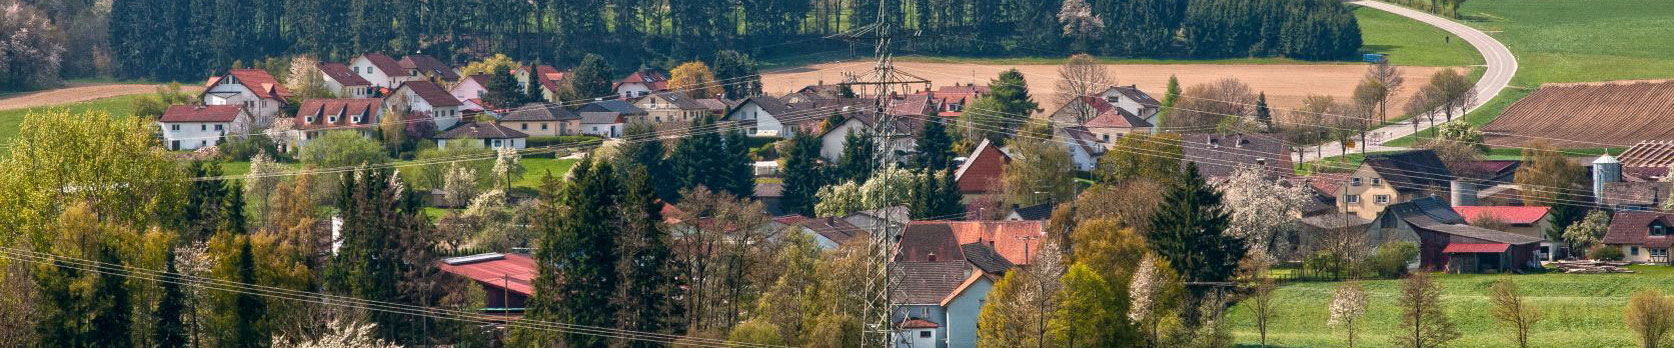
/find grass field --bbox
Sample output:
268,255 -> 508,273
0,95 -> 141,146
1356,6 -> 1483,67
1227,266 -> 1674,347
1460,0 -> 1674,86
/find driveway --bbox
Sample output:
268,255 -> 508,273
1301,1 -> 1517,162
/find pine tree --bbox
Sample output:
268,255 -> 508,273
836,130 -> 877,183
154,249 -> 189,348
92,245 -> 135,348
1145,162 -> 1244,327
616,167 -> 688,347
183,160 -> 228,241
669,115 -> 727,196
781,130 -> 826,216
483,67 -> 525,109
528,158 -> 623,348
222,181 -> 247,234
914,117 -> 956,172
571,54 -> 615,98
1255,92 -> 1273,131
936,168 -> 964,218
615,122 -> 676,200
720,129 -> 757,197
231,237 -> 266,348
1159,75 -> 1181,125
711,50 -> 762,99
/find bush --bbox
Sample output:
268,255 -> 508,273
527,135 -> 600,148
1369,241 -> 1420,278
220,135 -> 282,161
750,142 -> 778,161
1589,245 -> 1625,261
1302,250 -> 1349,280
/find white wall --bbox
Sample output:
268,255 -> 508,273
160,115 -> 247,151
584,124 -> 622,138
617,83 -> 652,99
437,137 -> 527,150
348,57 -> 396,89
204,81 -> 280,128
451,79 -> 488,111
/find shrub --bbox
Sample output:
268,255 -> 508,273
219,135 -> 282,161
1589,245 -> 1625,261
527,135 -> 600,148
1369,241 -> 1420,278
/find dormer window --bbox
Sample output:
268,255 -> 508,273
328,116 -> 338,123
351,116 -> 361,124
305,116 -> 315,124
1653,222 -> 1668,236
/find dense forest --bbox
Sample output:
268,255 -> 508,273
1,0 -> 1361,89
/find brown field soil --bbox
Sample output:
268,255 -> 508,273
762,60 -> 1456,117
1483,80 -> 1674,148
0,84 -> 204,111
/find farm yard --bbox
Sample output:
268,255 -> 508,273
1226,266 -> 1674,348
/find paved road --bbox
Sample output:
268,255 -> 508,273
1301,1 -> 1517,162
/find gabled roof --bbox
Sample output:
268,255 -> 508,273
160,105 -> 245,123
616,70 -> 669,90
1085,106 -> 1152,128
800,217 -> 866,245
578,100 -> 646,115
959,242 -> 1014,274
1301,213 -> 1371,230
929,220 -> 1046,265
438,122 -> 528,139
1452,206 -> 1551,225
897,223 -> 966,263
532,65 -> 568,94
501,104 -> 578,122
1105,85 -> 1160,107
955,139 -> 1010,194
899,319 -> 940,329
1601,181 -> 1673,207
318,62 -> 371,86
294,99 -> 383,130
396,80 -> 463,107
437,253 -> 536,296
890,261 -> 970,305
1620,140 -> 1674,169
207,69 -> 293,100
398,55 -> 459,82
1058,126 -> 1105,157
1385,197 -> 1545,245
1363,149 -> 1453,191
696,98 -> 730,112
1603,211 -> 1674,248
641,92 -> 710,110
1008,203 -> 1054,221
357,53 -> 406,76
1179,133 -> 1291,179
580,112 -> 624,125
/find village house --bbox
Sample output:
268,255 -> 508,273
724,95 -> 825,137
922,84 -> 989,117
438,253 -> 535,316
1453,206 -> 1552,239
1335,149 -> 1454,220
1602,211 -> 1673,265
317,62 -> 375,98
201,69 -> 292,129
578,99 -> 647,118
633,92 -> 711,124
1002,203 -> 1053,221
891,220 -> 1041,348
497,104 -> 578,137
819,112 -> 920,162
385,80 -> 466,130
614,70 -> 669,99
953,139 -> 1009,200
288,98 -> 384,147
1057,126 -> 1107,171
778,216 -> 866,250
1591,154 -> 1674,211
435,122 -> 528,150
580,112 -> 624,138
1048,96 -> 1155,142
398,54 -> 460,84
158,105 -> 251,151
1098,85 -> 1161,123
348,53 -> 420,89
516,65 -> 569,103
450,74 -> 493,112
1365,197 -> 1546,273
1180,133 -> 1293,181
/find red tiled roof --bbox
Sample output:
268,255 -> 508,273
160,105 -> 244,123
1453,206 -> 1551,225
899,319 -> 940,329
1603,211 -> 1674,248
208,69 -> 293,100
1441,243 -> 1510,254
955,139 -> 1009,193
294,99 -> 382,130
1084,107 -> 1152,128
359,53 -> 406,77
318,62 -> 371,86
939,220 -> 1045,265
1618,140 -> 1674,168
532,65 -> 568,95
398,80 -> 463,107
437,254 -> 536,296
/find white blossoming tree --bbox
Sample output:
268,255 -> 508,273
1328,282 -> 1369,348
815,165 -> 920,217
442,164 -> 478,208
1129,255 -> 1165,346
273,319 -> 402,348
1214,165 -> 1310,263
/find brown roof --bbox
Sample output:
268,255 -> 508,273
1601,182 -> 1674,208
1603,211 -> 1674,248
800,217 -> 866,245
208,69 -> 293,100
1085,107 -> 1152,128
942,221 -> 1045,265
1387,197 -> 1545,245
398,80 -> 463,107
897,223 -> 966,263
500,104 -> 578,122
696,98 -> 730,112
1484,80 -> 1674,147
160,105 -> 244,123
1179,133 -> 1292,179
437,253 -> 536,296
899,319 -> 940,329
1363,149 -> 1453,192
294,99 -> 382,130
438,122 -> 528,139
954,139 -> 1009,194
358,53 -> 406,76
890,261 -> 970,304
615,70 -> 668,90
1620,140 -> 1674,169
318,62 -> 371,86
398,55 -> 459,81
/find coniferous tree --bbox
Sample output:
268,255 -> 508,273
552,159 -> 623,348
936,168 -> 964,218
836,130 -> 877,183
914,117 -> 956,172
1145,162 -> 1245,327
222,181 -> 247,234
719,129 -> 757,197
483,67 -> 526,109
154,249 -> 189,348
781,130 -> 826,216
1255,92 -> 1273,131
183,161 -> 229,241
711,50 -> 762,99
231,238 -> 265,348
571,54 -> 615,98
615,122 -> 676,200
669,115 -> 727,197
327,168 -> 430,342
616,167 -> 688,347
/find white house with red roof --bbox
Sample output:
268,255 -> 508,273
615,70 -> 668,99
435,122 -> 528,150
386,80 -> 466,130
159,105 -> 251,151
349,53 -> 421,89
202,69 -> 292,129
316,62 -> 374,98
398,55 -> 460,84
288,98 -> 384,147
450,74 -> 493,112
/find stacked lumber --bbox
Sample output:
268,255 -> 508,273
1549,260 -> 1635,274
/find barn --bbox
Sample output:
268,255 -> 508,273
1365,197 -> 1546,273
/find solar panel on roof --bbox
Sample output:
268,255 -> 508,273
443,253 -> 505,265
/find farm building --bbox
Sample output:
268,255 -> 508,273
1365,197 -> 1546,273
438,253 -> 535,316
1484,80 -> 1674,147
1334,150 -> 1454,220
1601,211 -> 1673,265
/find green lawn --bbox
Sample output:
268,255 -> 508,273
0,95 -> 143,147
1355,6 -> 1484,67
1227,266 -> 1674,348
1459,0 -> 1674,86
514,157 -> 579,189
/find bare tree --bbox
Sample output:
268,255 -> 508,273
1427,68 -> 1478,122
1328,282 -> 1369,348
1626,289 -> 1674,348
1488,278 -> 1541,348
1366,61 -> 1405,123
1171,78 -> 1256,131
1392,273 -> 1460,348
1054,54 -> 1116,125
1250,277 -> 1278,347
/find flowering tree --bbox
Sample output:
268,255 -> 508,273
441,164 -> 478,208
1128,255 -> 1166,346
1562,210 -> 1610,258
273,319 -> 402,348
814,165 -> 920,217
1328,282 -> 1369,348
1214,165 -> 1310,263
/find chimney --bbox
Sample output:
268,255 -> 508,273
927,252 -> 937,262
1593,154 -> 1622,204
1450,180 -> 1478,207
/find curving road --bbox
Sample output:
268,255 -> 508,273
1302,1 -> 1517,162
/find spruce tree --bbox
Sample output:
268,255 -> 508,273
183,160 -> 228,241
781,130 -> 825,216
721,129 -> 756,197
483,68 -> 525,109
222,181 -> 247,234
571,54 -> 615,99
711,50 -> 762,99
1145,163 -> 1245,326
989,69 -> 1039,135
915,117 -> 956,172
615,122 -> 675,200
669,115 -> 726,197
936,168 -> 964,219
154,249 -> 189,348
91,246 -> 135,348
231,238 -> 266,348
836,130 -> 877,183
1160,75 -> 1181,124
1255,92 -> 1273,131
534,158 -> 623,348
616,167 -> 687,347
909,170 -> 937,219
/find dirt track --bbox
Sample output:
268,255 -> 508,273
0,84 -> 204,111
762,60 -> 1453,116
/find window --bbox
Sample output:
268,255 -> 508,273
919,330 -> 932,338
541,123 -> 549,130
1652,248 -> 1668,257
1632,246 -> 1640,256
1351,177 -> 1363,186
1372,178 -> 1382,185
1345,194 -> 1360,203
353,66 -> 360,73
351,116 -> 361,123
492,139 -> 503,147
1375,195 -> 1390,204
521,123 -> 528,130
200,125 -> 207,131
214,124 -> 223,131
1653,224 -> 1667,236
171,124 -> 180,131
328,116 -> 338,123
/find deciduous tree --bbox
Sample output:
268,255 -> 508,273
1328,281 -> 1369,348
668,61 -> 723,99
1625,289 -> 1674,348
1392,272 -> 1459,348
1054,54 -> 1114,124
1489,278 -> 1540,348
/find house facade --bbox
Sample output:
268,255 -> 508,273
725,95 -> 824,137
159,105 -> 250,151
580,112 -> 624,138
953,139 -> 1009,197
398,55 -> 460,84
349,53 -> 419,89
201,69 -> 291,129
1336,150 -> 1454,220
317,62 -> 374,98
819,113 -> 918,162
436,122 -> 528,150
450,74 -> 492,112
633,92 -> 710,124
386,80 -> 465,130
1603,211 -> 1673,264
497,104 -> 577,137
288,98 -> 384,147
615,70 -> 668,99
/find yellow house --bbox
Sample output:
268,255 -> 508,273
1336,150 -> 1455,220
